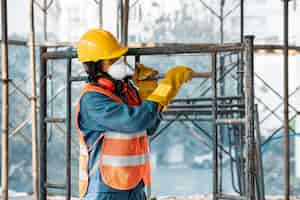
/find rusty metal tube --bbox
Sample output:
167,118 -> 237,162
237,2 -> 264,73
244,35 -> 255,200
43,0 -> 47,40
39,47 -> 48,200
42,43 -> 244,60
123,0 -> 130,46
1,0 -> 9,199
283,1 -> 291,200
29,0 -> 39,199
65,49 -> 72,200
98,0 -> 103,28
211,51 -> 218,200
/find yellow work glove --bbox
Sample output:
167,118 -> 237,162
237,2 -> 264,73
133,64 -> 159,100
134,63 -> 158,80
146,66 -> 193,108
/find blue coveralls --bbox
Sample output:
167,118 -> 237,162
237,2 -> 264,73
77,91 -> 161,200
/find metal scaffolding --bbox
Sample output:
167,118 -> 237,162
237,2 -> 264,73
1,0 -> 9,200
37,36 -> 260,200
283,1 -> 291,200
0,0 -> 299,200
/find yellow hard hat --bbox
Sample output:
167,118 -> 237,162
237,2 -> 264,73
77,29 -> 128,62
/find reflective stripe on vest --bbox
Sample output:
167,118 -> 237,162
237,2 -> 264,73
100,129 -> 151,190
105,131 -> 147,139
80,144 -> 88,156
76,84 -> 122,199
76,83 -> 151,199
102,153 -> 149,167
79,170 -> 89,181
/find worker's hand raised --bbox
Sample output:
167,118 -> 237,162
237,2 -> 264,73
164,66 -> 193,90
133,63 -> 158,100
146,66 -> 194,109
134,63 -> 158,81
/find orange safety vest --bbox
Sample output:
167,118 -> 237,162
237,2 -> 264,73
75,83 -> 151,199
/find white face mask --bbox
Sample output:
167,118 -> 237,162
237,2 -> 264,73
107,58 -> 135,80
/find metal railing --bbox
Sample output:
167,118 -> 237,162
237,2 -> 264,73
38,36 -> 262,200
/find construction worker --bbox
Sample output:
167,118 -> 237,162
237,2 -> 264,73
76,29 -> 194,200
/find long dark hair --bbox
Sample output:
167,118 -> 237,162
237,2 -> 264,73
83,61 -> 103,83
83,60 -> 123,92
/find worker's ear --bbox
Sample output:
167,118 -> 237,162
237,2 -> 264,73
102,58 -> 119,72
102,60 -> 112,72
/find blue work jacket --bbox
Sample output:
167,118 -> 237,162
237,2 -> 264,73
77,91 -> 161,194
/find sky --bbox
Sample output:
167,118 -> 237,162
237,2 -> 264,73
6,0 -> 28,37
2,0 -> 117,40
2,0 -> 300,43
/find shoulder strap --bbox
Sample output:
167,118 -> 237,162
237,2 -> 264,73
75,83 -> 122,147
80,83 -> 122,103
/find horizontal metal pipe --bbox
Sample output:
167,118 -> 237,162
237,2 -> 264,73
1,39 -> 27,46
163,109 -> 244,115
41,45 -> 300,60
155,71 -> 211,79
255,44 -> 300,53
72,71 -> 211,82
216,193 -> 247,200
168,104 -> 245,109
0,39 -> 75,47
162,117 -> 213,122
44,183 -> 66,190
71,76 -> 88,82
4,40 -> 300,54
216,118 -> 245,124
44,117 -> 66,123
42,43 -> 244,60
172,96 -> 244,102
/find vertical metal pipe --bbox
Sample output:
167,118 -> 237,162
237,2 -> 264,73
219,58 -> 225,194
43,0 -> 47,40
211,51 -> 218,200
118,0 -> 123,42
239,0 -> 244,90
233,127 -> 242,193
254,104 -> 265,200
239,1 -> 245,193
239,121 -> 246,195
240,0 -> 244,43
135,55 -> 140,65
239,0 -> 245,96
283,1 -> 290,200
65,49 -> 72,200
29,1 -> 39,199
240,59 -> 246,192
254,106 -> 260,200
219,53 -> 225,194
236,52 -> 245,195
123,0 -> 130,46
220,0 -> 225,44
39,47 -> 48,200
244,35 -> 255,200
219,1 -> 225,192
99,0 -> 103,28
1,0 -> 9,199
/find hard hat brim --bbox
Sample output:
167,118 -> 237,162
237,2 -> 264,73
78,46 -> 128,62
105,46 -> 128,60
